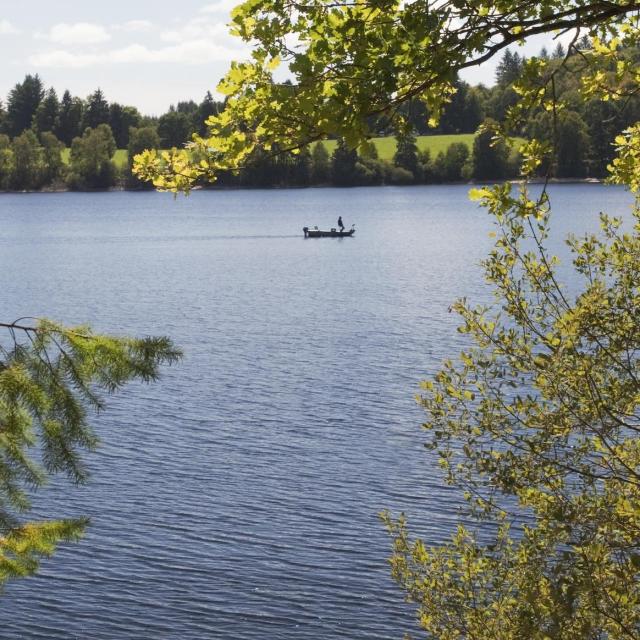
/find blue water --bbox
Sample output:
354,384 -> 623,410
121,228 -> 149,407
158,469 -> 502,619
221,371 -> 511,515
0,184 -> 634,639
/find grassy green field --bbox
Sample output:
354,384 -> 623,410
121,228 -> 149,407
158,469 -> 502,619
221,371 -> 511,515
315,134 -> 478,160
60,133 -> 520,168
62,148 -> 128,168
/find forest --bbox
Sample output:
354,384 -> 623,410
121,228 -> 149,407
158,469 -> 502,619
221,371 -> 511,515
1,40 -> 639,191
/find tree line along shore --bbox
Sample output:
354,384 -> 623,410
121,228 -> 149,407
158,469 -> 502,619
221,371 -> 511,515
1,42 -> 638,192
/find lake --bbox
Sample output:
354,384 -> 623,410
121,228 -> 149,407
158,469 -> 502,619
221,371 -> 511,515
0,184 -> 634,639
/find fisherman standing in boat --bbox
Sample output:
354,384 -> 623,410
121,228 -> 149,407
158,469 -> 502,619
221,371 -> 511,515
337,216 -> 345,232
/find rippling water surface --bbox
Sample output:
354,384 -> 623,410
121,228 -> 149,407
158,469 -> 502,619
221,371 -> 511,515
0,184 -> 633,639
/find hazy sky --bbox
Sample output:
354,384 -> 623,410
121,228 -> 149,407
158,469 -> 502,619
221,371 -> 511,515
0,1 -> 563,115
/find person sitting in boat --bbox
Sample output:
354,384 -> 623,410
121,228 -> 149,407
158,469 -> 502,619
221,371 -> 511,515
338,216 -> 345,232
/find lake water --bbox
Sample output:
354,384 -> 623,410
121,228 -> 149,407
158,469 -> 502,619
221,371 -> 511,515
0,184 -> 634,639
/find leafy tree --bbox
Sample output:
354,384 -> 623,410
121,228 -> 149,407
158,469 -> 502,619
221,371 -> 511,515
157,107 -> 192,148
40,131 -> 64,184
10,130 -> 63,190
5,75 -> 44,137
134,1 -> 640,192
33,88 -> 60,134
134,3 -> 640,637
82,89 -> 110,131
383,172 -> 640,637
555,110 -> 591,178
0,320 -> 179,588
388,165 -> 415,184
67,124 -> 117,190
442,141 -> 470,182
0,134 -> 15,190
11,130 -> 45,190
471,119 -> 509,180
127,126 -> 160,188
56,91 -> 83,147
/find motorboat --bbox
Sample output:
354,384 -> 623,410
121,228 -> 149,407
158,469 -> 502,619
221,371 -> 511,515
303,225 -> 355,238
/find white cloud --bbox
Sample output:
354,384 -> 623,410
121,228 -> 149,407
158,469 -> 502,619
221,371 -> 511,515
48,22 -> 111,45
28,49 -> 95,69
160,17 -> 233,43
200,0 -> 240,15
117,20 -> 154,33
0,19 -> 20,35
29,38 -> 250,69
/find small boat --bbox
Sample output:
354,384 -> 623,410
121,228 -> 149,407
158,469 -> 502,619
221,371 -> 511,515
303,225 -> 355,238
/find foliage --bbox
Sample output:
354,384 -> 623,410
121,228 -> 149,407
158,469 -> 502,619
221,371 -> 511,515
383,159 -> 640,637
0,319 -> 180,588
33,88 -> 59,136
10,130 -> 47,191
56,90 -> 83,147
157,108 -> 193,149
471,119 -> 509,180
127,127 -> 161,189
434,142 -> 470,182
67,124 -> 117,190
109,103 -> 142,149
82,89 -> 110,132
393,129 -> 420,182
331,138 -> 362,186
131,0 -> 640,636
133,0 -> 640,191
39,132 -> 64,185
194,92 -> 221,137
311,141 -> 331,184
0,134 -> 14,190
495,50 -> 524,87
5,75 -> 44,138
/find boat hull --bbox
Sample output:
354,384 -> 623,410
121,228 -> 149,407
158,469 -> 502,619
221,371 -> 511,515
303,227 -> 355,238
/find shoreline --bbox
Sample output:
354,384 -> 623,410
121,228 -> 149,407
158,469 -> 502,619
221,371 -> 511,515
0,177 -> 605,195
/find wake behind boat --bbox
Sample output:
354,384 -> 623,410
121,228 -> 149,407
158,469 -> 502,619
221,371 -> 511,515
303,225 -> 355,238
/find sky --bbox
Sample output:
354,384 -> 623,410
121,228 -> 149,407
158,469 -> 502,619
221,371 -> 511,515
0,1 -> 566,116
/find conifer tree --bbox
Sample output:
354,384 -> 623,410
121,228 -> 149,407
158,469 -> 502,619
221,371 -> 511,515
6,75 -> 44,137
0,320 -> 180,588
330,138 -> 360,186
552,41 -> 566,59
195,91 -> 220,137
311,142 -> 331,184
33,88 -> 60,134
495,50 -> 523,87
82,89 -> 110,131
108,103 -> 141,149
56,90 -> 83,146
393,129 -> 420,180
